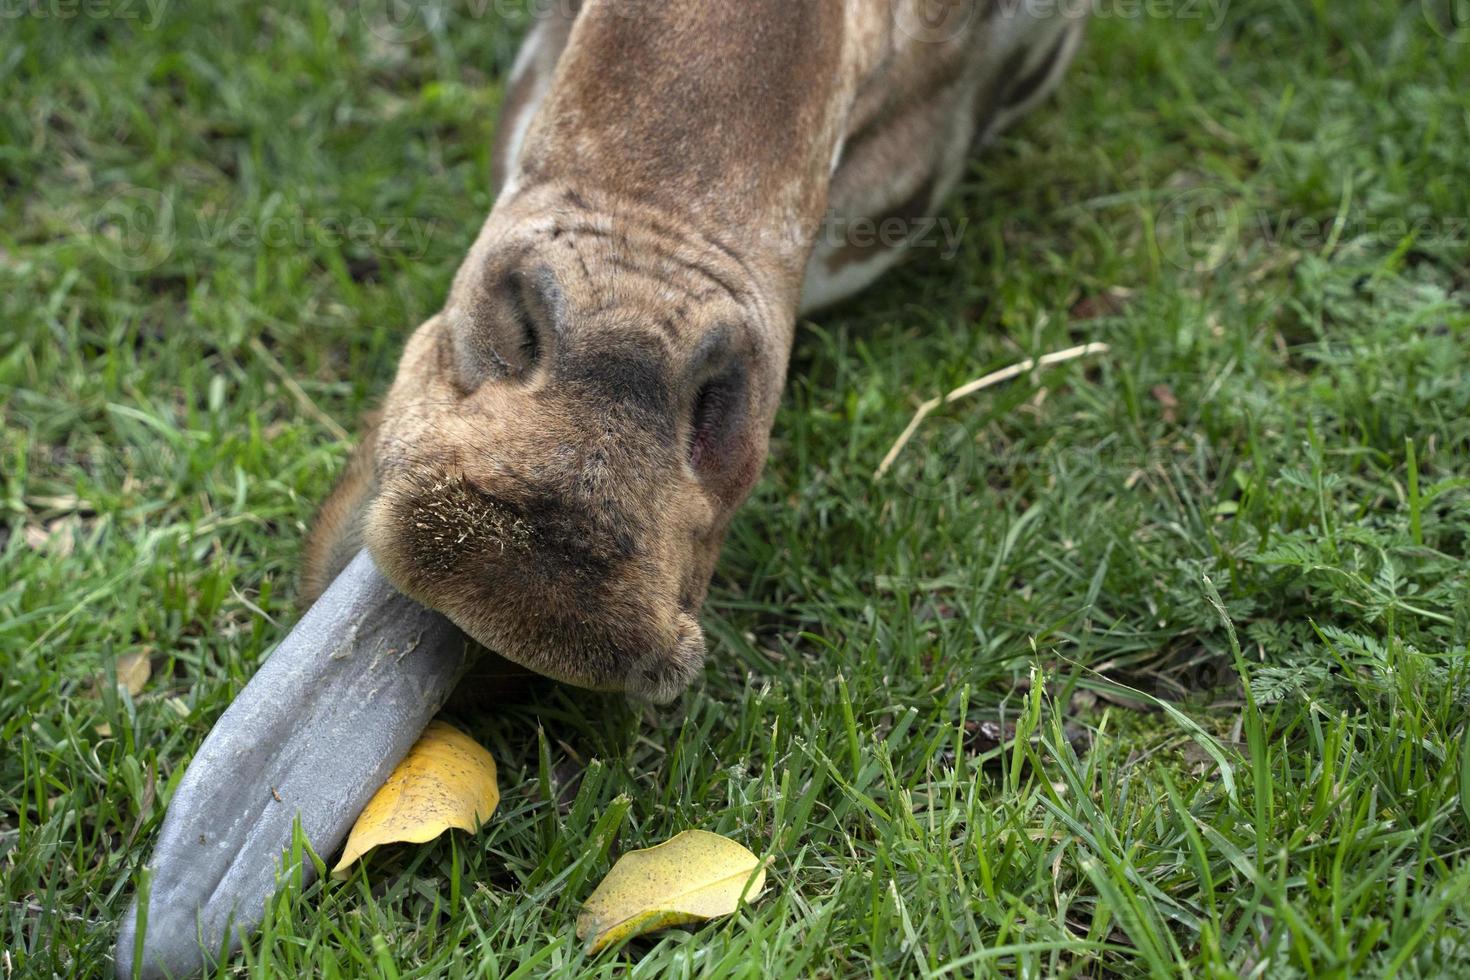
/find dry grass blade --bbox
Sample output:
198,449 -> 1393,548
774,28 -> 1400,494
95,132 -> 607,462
247,336 -> 350,442
873,342 -> 1110,479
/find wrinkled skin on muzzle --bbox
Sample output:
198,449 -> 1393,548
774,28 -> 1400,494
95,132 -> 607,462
362,284 -> 764,703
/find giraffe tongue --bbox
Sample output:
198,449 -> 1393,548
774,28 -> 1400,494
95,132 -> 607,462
114,550 -> 471,980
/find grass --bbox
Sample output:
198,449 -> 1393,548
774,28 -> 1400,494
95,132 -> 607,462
3,1 -> 1470,976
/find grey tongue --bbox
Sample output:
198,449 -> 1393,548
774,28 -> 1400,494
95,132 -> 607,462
114,549 -> 471,980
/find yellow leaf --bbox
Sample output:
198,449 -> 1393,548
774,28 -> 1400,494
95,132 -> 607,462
116,651 -> 151,697
91,651 -> 151,700
331,719 -> 499,877
576,829 -> 767,953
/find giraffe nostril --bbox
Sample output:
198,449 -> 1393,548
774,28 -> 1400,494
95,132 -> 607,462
447,265 -> 562,392
688,363 -> 748,471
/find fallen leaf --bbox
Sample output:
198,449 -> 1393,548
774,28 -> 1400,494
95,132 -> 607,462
1068,290 -> 1129,321
116,652 -> 151,696
331,719 -> 499,877
1151,383 -> 1179,423
91,651 -> 151,701
964,718 -> 1091,760
576,829 -> 767,953
49,516 -> 80,557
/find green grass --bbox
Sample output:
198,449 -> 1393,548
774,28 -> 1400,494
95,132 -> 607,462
4,1 -> 1470,976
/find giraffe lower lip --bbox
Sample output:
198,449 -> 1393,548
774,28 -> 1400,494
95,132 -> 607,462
114,550 -> 472,980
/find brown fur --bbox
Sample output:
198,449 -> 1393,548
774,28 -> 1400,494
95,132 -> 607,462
303,1 -> 1085,700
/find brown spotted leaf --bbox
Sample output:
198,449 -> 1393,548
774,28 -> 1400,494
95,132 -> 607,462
576,829 -> 767,953
331,719 -> 499,877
